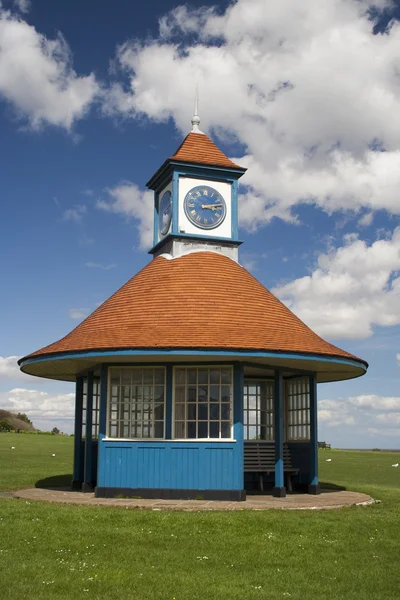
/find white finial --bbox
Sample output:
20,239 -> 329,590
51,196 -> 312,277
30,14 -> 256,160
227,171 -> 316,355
191,84 -> 203,134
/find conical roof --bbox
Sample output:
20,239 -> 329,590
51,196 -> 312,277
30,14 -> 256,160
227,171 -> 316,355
20,252 -> 366,382
171,132 -> 244,170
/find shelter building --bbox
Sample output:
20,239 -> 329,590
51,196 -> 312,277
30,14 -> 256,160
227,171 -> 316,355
19,114 -> 368,500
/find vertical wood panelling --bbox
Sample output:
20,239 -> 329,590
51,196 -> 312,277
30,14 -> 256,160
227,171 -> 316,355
100,441 -> 238,490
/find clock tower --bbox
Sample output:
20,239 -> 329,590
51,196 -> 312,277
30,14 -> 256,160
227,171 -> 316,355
146,111 -> 246,261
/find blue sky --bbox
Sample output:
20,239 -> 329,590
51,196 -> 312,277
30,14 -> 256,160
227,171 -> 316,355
1,0 -> 400,447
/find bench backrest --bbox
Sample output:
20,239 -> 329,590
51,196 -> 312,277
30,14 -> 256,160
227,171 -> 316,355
244,443 -> 295,471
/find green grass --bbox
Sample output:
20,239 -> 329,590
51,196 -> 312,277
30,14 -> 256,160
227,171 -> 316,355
0,434 -> 400,599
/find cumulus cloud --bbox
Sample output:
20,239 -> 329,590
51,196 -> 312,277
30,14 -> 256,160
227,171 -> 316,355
319,393 -> 400,442
96,183 -> 154,249
0,9 -> 99,129
0,356 -> 31,380
102,0 -> 400,226
273,227 -> 400,339
396,353 -> 400,366
0,387 -> 74,431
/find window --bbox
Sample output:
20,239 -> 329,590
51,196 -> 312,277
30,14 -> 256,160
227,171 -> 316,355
286,377 -> 310,440
244,380 -> 274,441
82,378 -> 100,438
108,367 -> 165,439
174,367 -> 233,439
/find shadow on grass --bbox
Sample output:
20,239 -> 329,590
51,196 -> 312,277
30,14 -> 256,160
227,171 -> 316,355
319,481 -> 346,491
35,474 -> 73,489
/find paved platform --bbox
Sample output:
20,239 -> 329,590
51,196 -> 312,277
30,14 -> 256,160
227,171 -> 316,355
12,487 -> 375,510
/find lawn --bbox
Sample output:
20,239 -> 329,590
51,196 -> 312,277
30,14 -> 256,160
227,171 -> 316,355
0,433 -> 399,600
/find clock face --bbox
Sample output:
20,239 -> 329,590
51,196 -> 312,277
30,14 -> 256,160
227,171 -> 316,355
183,185 -> 226,230
159,190 -> 172,236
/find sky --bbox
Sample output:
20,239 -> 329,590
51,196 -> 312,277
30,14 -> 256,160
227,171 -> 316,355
1,0 -> 400,447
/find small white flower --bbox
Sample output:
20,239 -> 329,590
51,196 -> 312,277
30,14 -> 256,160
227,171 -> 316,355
391,463 -> 399,467
326,458 -> 332,462
52,453 -> 56,457
10,446 -> 15,450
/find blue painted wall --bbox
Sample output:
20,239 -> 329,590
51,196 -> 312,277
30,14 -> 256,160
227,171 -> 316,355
97,441 -> 241,490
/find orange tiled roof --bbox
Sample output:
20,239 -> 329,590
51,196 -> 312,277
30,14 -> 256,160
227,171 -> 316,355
25,252 -> 361,363
170,132 -> 244,170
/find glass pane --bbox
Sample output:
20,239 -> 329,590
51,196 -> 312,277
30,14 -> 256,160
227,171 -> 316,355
175,404 -> 185,420
175,386 -> 185,402
110,371 -> 120,386
221,368 -> 231,384
187,422 -> 196,439
154,386 -> 164,401
154,403 -> 164,421
143,369 -> 153,384
132,369 -> 142,384
198,369 -> 208,384
221,386 -> 231,402
154,369 -> 164,384
121,370 -> 131,385
187,404 -> 196,420
221,422 -> 231,438
221,404 -> 231,420
175,422 -> 185,438
198,404 -> 208,421
210,385 -> 219,402
175,368 -> 186,384
188,386 -> 197,402
210,369 -> 220,384
210,403 -> 220,420
187,369 -> 197,384
198,422 -> 208,438
198,386 -> 208,403
154,421 -> 164,438
210,422 -> 219,438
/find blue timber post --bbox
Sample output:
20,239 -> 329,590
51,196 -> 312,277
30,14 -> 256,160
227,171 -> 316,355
273,369 -> 286,497
233,363 -> 245,500
308,373 -> 320,494
95,364 -> 108,496
72,376 -> 84,490
165,365 -> 173,439
82,370 -> 94,493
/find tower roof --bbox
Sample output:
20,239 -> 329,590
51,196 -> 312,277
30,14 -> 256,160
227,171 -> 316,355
146,132 -> 246,189
20,252 -> 367,382
171,132 -> 244,170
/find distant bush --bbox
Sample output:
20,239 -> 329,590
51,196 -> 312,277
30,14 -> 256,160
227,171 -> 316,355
372,448 -> 381,452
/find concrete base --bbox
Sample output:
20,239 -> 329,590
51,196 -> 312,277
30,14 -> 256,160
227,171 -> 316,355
308,484 -> 321,495
82,482 -> 94,493
272,486 -> 286,498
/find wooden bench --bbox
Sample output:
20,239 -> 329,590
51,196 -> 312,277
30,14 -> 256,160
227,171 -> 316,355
244,443 -> 299,493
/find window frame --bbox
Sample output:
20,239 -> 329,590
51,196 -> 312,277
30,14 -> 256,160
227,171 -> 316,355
243,378 -> 275,442
285,376 -> 311,441
172,365 -> 234,441
106,366 -> 166,440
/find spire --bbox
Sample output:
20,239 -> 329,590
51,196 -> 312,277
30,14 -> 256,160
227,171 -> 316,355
191,84 -> 203,134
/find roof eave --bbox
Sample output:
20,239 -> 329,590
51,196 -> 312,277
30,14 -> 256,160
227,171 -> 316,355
146,159 -> 247,190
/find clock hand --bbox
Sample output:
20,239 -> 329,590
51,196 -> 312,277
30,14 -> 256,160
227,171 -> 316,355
201,203 -> 224,210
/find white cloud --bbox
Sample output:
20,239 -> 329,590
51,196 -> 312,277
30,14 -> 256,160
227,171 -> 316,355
0,9 -> 99,129
62,204 -> 87,222
103,0 -> 400,226
396,353 -> 400,366
96,183 -> 153,249
349,394 -> 400,411
68,308 -> 90,320
0,387 -> 74,431
13,0 -> 30,13
319,393 -> 400,443
85,262 -> 117,270
273,227 -> 400,339
0,356 -> 31,380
